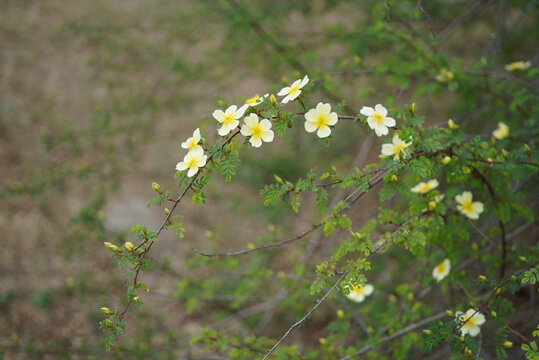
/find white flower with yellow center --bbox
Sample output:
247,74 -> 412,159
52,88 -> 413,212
175,147 -> 207,177
411,179 -> 439,194
304,102 -> 339,138
381,134 -> 412,160
245,93 -> 269,107
432,259 -> 450,282
181,128 -> 203,153
455,191 -> 484,220
240,114 -> 274,147
456,309 -> 486,337
360,104 -> 396,136
435,68 -> 455,82
212,104 -> 248,136
345,284 -> 374,303
492,122 -> 509,140
277,75 -> 309,104
504,61 -> 531,72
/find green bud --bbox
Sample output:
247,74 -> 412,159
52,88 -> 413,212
152,182 -> 161,193
408,102 -> 416,116
104,319 -> 115,329
503,341 -> 513,348
164,208 -> 170,215
269,94 -> 277,107
445,310 -> 454,317
524,144 -> 531,154
448,119 -> 458,130
428,201 -> 437,211
501,149 -> 508,158
274,175 -> 284,184
422,329 -> 432,335
104,242 -> 121,253
479,275 -> 487,282
101,307 -> 114,315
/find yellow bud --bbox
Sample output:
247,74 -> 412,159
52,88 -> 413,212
318,337 -> 328,345
481,57 -> 487,65
503,341 -> 513,348
164,208 -> 170,215
389,294 -> 397,302
487,157 -> 494,167
104,319 -> 114,329
407,292 -> 414,301
441,156 -> 451,165
428,201 -> 437,211
481,142 -> 489,149
524,144 -> 531,154
463,166 -> 471,174
204,230 -> 214,239
217,99 -> 226,108
511,275 -> 517,281
277,270 -> 286,278
104,242 -> 121,253
101,307 -> 114,315
337,309 -> 345,318
495,288 -> 502,295
501,149 -> 508,158
445,310 -> 454,317
409,102 -> 416,116
490,310 -> 497,318
422,329 -> 432,335
268,224 -> 276,232
379,154 -> 386,159
391,175 -> 398,182
479,275 -> 487,282
472,243 -> 478,250
247,243 -> 255,250
465,347 -> 472,356
274,174 -> 284,184
133,296 -> 140,303
367,326 -> 374,334
269,94 -> 277,107
124,242 -> 134,252
353,55 -> 361,64
448,119 -> 458,130
152,182 -> 161,193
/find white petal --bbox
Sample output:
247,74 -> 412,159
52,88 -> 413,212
218,125 -> 230,136
360,106 -> 374,116
300,75 -> 309,87
381,144 -> 394,156
244,113 -> 258,127
250,136 -> 262,147
327,112 -> 338,126
187,167 -> 198,177
364,284 -> 374,295
193,128 -> 201,141
212,109 -> 224,121
467,326 -> 480,337
287,91 -> 301,102
197,155 -> 207,167
304,108 -> 317,122
259,119 -> 272,131
176,161 -> 187,171
225,105 -> 237,114
304,121 -> 318,133
277,86 -> 290,96
317,125 -> 331,138
384,116 -> 396,127
235,104 -> 248,118
318,102 -> 331,114
181,141 -> 189,149
291,79 -> 301,87
240,124 -> 253,136
374,124 -> 388,136
281,94 -> 292,104
375,104 -> 387,116
261,129 -> 274,142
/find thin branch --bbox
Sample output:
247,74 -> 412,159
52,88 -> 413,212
386,0 -> 391,24
340,311 -> 446,359
416,0 -> 437,40
192,169 -> 388,257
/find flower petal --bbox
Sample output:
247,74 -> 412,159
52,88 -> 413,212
384,116 -> 396,127
304,120 -> 318,133
250,136 -> 262,148
360,106 -> 374,116
259,119 -> 272,131
261,129 -> 274,142
375,104 -> 387,116
212,109 -> 224,121
317,125 -> 331,138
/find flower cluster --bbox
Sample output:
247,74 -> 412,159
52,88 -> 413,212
176,128 -> 208,177
504,60 -> 531,72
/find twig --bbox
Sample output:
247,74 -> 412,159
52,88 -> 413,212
416,0 -> 437,40
386,0 -> 391,24
193,169 -> 388,257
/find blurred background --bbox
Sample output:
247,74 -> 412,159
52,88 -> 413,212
1,0 -> 537,358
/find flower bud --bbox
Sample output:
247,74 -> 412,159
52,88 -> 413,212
479,275 -> 487,282
133,296 -> 140,303
217,99 -> 226,107
409,102 -> 416,116
422,329 -> 432,335
124,242 -> 134,252
445,310 -> 454,317
428,201 -> 437,211
152,182 -> 161,193
490,310 -> 497,317
269,94 -> 277,108
503,341 -> 513,348
164,208 -> 170,215
391,175 -> 397,182
524,144 -> 531,155
441,156 -> 451,165
353,55 -> 361,64
101,307 -> 114,315
318,337 -> 328,345
448,119 -> 458,130
274,174 -> 284,184
104,242 -> 121,253
104,319 -> 114,329
481,57 -> 487,65
501,149 -> 508,158
464,347 -> 472,356
336,309 -> 345,318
